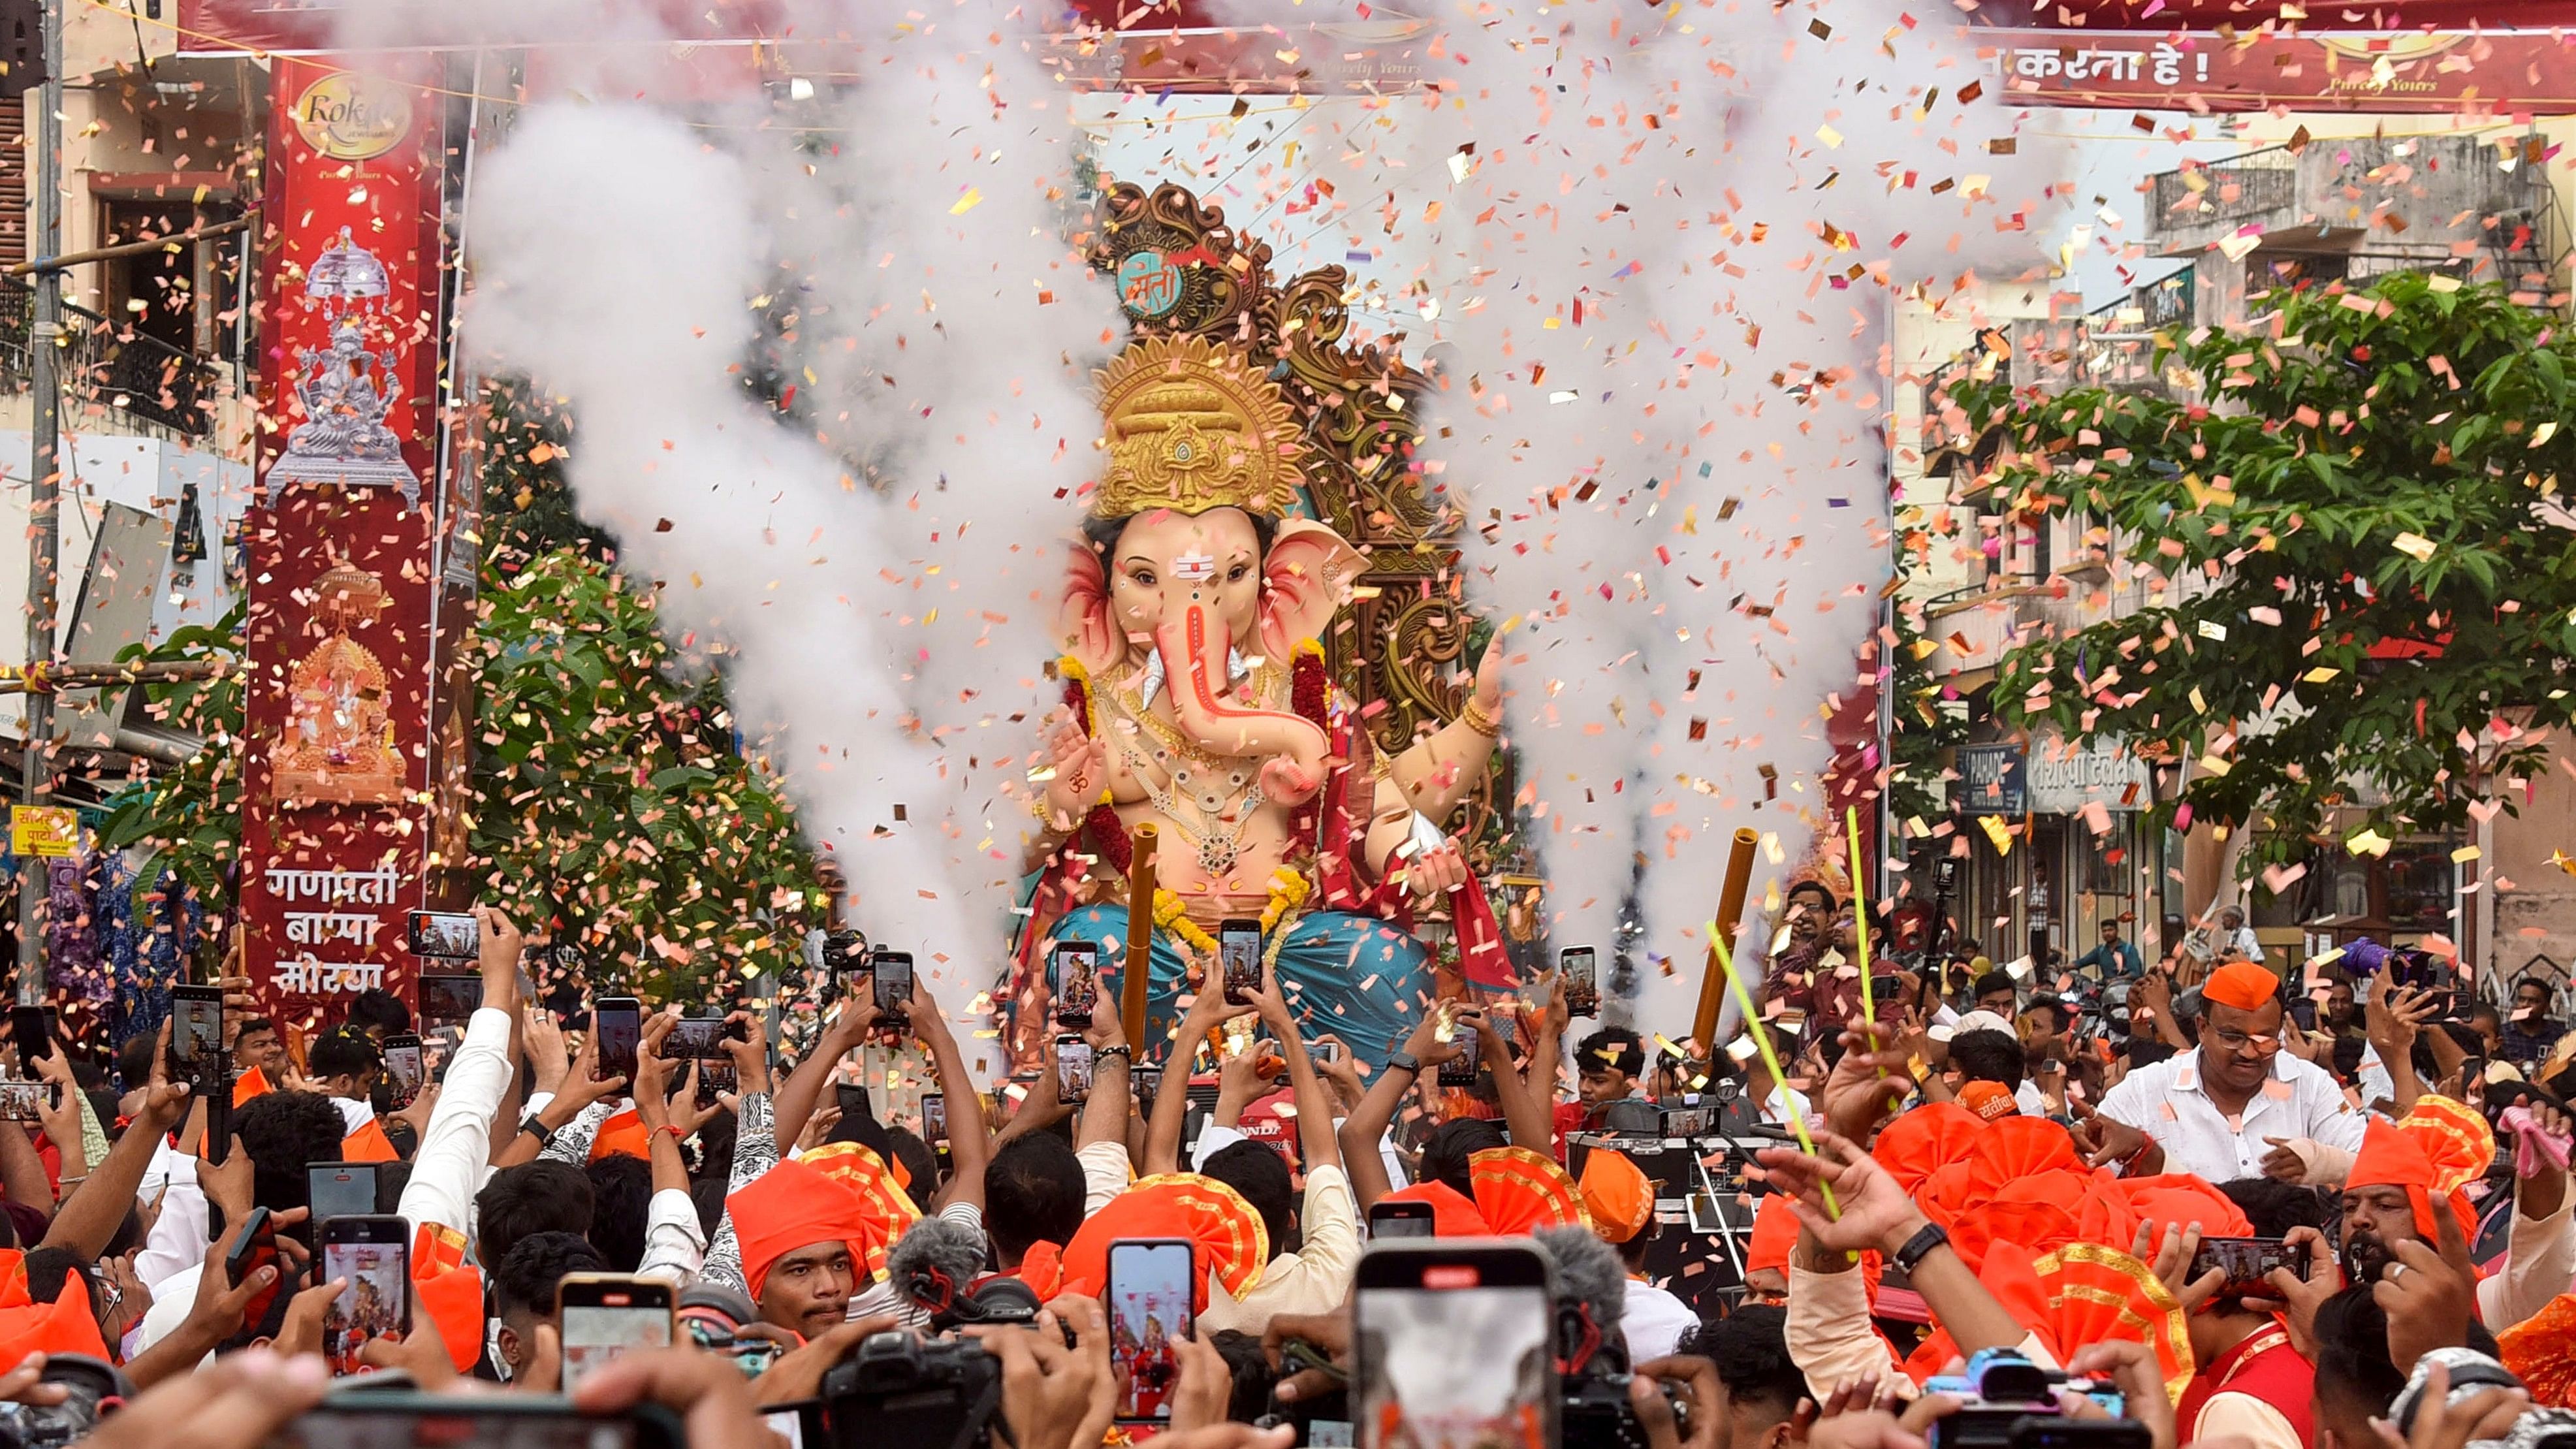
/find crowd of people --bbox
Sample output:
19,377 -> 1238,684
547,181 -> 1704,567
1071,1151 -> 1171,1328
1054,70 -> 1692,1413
0,895 -> 2568,1449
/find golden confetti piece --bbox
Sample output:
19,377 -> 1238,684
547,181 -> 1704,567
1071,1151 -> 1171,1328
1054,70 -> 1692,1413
949,188 -> 983,215
2393,532 -> 2437,561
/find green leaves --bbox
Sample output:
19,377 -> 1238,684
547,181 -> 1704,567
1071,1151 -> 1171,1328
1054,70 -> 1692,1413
1967,276 -> 2576,870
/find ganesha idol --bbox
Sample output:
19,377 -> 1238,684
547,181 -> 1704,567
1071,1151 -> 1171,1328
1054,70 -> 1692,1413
1010,333 -> 1508,1066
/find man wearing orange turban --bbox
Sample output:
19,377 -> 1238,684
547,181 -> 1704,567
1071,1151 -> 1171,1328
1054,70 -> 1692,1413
1578,1148 -> 1694,1362
2343,1096 -> 2571,1333
2076,959 -> 2366,1185
726,1158 -> 893,1340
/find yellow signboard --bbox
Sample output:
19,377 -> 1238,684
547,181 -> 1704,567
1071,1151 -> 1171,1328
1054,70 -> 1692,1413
8,806 -> 76,859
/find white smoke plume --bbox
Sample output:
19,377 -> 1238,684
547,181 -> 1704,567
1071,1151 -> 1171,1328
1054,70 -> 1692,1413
450,4 -> 1121,1068
1186,0 -> 2067,1025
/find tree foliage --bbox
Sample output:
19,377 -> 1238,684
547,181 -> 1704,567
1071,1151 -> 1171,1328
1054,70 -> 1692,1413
98,383 -> 820,994
1975,273 -> 2576,870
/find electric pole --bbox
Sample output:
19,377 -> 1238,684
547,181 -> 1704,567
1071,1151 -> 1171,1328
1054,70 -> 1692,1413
18,0 -> 61,1004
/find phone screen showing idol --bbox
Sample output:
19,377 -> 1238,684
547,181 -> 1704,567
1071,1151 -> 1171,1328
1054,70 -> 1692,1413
1053,943 -> 1100,1028
1562,947 -> 1597,1013
171,988 -> 222,1088
1220,922 -> 1261,1005
1108,1241 -> 1195,1424
320,1236 -> 408,1376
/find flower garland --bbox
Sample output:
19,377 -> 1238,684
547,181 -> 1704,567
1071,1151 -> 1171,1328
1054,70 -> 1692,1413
1152,867 -> 1312,955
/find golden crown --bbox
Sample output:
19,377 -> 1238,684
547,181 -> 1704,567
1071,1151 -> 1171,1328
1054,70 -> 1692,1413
1093,334 -> 1304,519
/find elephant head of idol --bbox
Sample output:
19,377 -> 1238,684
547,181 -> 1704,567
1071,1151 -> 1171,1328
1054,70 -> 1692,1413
1057,334 -> 1361,807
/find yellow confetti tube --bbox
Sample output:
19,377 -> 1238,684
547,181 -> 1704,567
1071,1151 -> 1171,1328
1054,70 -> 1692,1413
1849,804 -> 1875,1029
1706,920 -> 1839,1218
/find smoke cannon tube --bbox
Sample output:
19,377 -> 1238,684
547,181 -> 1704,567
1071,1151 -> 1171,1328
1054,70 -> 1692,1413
1694,829 -> 1760,1056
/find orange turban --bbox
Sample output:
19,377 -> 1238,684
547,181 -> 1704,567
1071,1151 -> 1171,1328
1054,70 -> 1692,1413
1380,1181 -> 1493,1238
1747,1195 -> 1802,1276
0,1274 -> 107,1365
2500,1292 -> 2576,1407
2203,962 -> 2280,1013
1958,1081 -> 2018,1121
799,1142 -> 923,1279
1906,1243 -> 2191,1397
2120,1174 -> 2254,1240
1874,1104 -> 1985,1196
1578,1149 -> 1654,1245
1057,1174 -> 1267,1313
727,1158 -> 887,1300
2351,1112 -> 2480,1241
1467,1147 -> 1589,1236
590,1109 -> 650,1164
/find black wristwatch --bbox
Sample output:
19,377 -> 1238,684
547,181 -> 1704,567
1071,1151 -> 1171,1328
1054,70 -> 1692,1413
1890,1220 -> 1950,1276
518,1112 -> 556,1148
1384,1051 -> 1423,1078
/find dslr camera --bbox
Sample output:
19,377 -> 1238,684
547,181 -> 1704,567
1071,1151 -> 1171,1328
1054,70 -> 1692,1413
822,1331 -> 1003,1449
1558,1304 -> 1691,1449
1922,1350 -> 2146,1449
0,1356 -> 129,1449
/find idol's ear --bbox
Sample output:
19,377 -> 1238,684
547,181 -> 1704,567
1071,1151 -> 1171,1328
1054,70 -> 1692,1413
1257,518 -> 1364,660
1058,539 -> 1124,677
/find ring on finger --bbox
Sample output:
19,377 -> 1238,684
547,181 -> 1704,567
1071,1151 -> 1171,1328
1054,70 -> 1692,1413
2387,1262 -> 2407,1281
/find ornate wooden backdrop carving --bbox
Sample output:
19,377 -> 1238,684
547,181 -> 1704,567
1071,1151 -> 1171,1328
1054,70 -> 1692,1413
1087,181 -> 1503,846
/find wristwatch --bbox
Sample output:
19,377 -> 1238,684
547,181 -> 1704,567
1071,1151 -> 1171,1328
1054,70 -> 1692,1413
1384,1051 -> 1423,1078
1890,1220 -> 1950,1276
518,1113 -> 555,1148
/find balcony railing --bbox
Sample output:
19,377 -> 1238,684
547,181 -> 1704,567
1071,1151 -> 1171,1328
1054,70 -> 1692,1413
0,280 -> 221,438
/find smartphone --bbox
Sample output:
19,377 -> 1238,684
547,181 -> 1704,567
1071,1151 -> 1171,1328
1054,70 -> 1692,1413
169,983 -> 223,1091
317,1215 -> 411,1376
1057,1034 -> 1094,1106
558,1273 -> 676,1393
1562,946 -> 1598,1016
1439,1021 -> 1480,1087
1314,1040 -> 1345,1066
1368,1200 -> 1437,1239
921,1092 -> 946,1147
697,1059 -> 736,1107
0,1081 -> 40,1123
1133,1064 -> 1161,1120
594,998 -> 643,1082
417,972 -> 483,1029
1220,919 -> 1262,1006
223,1205 -> 283,1331
872,950 -> 914,1032
9,1005 -> 51,1068
404,910 -> 479,960
272,1397 -> 686,1449
2191,1235 -> 2304,1300
1107,1239 -> 1196,1424
1052,941 -> 1102,1029
835,1082 -> 870,1125
380,1034 -> 425,1110
1353,1241 -> 1558,1449
666,1015 -> 740,1059
308,1162 -> 379,1225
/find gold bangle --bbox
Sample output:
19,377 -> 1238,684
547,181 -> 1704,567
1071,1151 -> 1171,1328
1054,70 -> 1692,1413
1458,699 -> 1501,739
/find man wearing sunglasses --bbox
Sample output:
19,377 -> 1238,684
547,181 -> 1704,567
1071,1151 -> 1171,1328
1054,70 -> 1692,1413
2073,960 -> 2368,1185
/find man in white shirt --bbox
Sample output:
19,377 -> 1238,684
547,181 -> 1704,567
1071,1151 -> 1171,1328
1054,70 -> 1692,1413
1196,968 -> 1361,1335
2076,961 -> 2366,1184
1576,1145 -> 1698,1363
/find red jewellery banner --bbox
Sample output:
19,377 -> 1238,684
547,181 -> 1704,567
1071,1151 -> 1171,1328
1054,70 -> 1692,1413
238,54 -> 452,1028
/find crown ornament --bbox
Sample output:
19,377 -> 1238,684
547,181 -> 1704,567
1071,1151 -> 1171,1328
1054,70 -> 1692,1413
1092,333 -> 1305,519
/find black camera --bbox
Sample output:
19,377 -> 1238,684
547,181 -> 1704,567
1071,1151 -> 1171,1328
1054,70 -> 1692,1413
0,1356 -> 129,1449
823,1332 -> 1004,1449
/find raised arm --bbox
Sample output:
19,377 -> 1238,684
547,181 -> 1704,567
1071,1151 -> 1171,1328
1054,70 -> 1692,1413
776,992 -> 875,1149
1337,1008 -> 1464,1210
1471,1008 -> 1551,1152
396,906 -> 528,1239
910,979 -> 991,1211
1250,963 -> 1341,1171
43,1023 -> 188,1256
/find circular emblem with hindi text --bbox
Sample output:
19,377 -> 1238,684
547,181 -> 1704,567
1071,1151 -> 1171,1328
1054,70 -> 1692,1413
1116,249 -> 1185,319
293,71 -> 415,162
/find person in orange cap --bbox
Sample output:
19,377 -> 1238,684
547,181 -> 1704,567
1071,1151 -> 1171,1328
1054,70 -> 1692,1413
2076,958 -> 2365,1185
1578,1147 -> 1694,1361
2342,1095 -> 2571,1331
